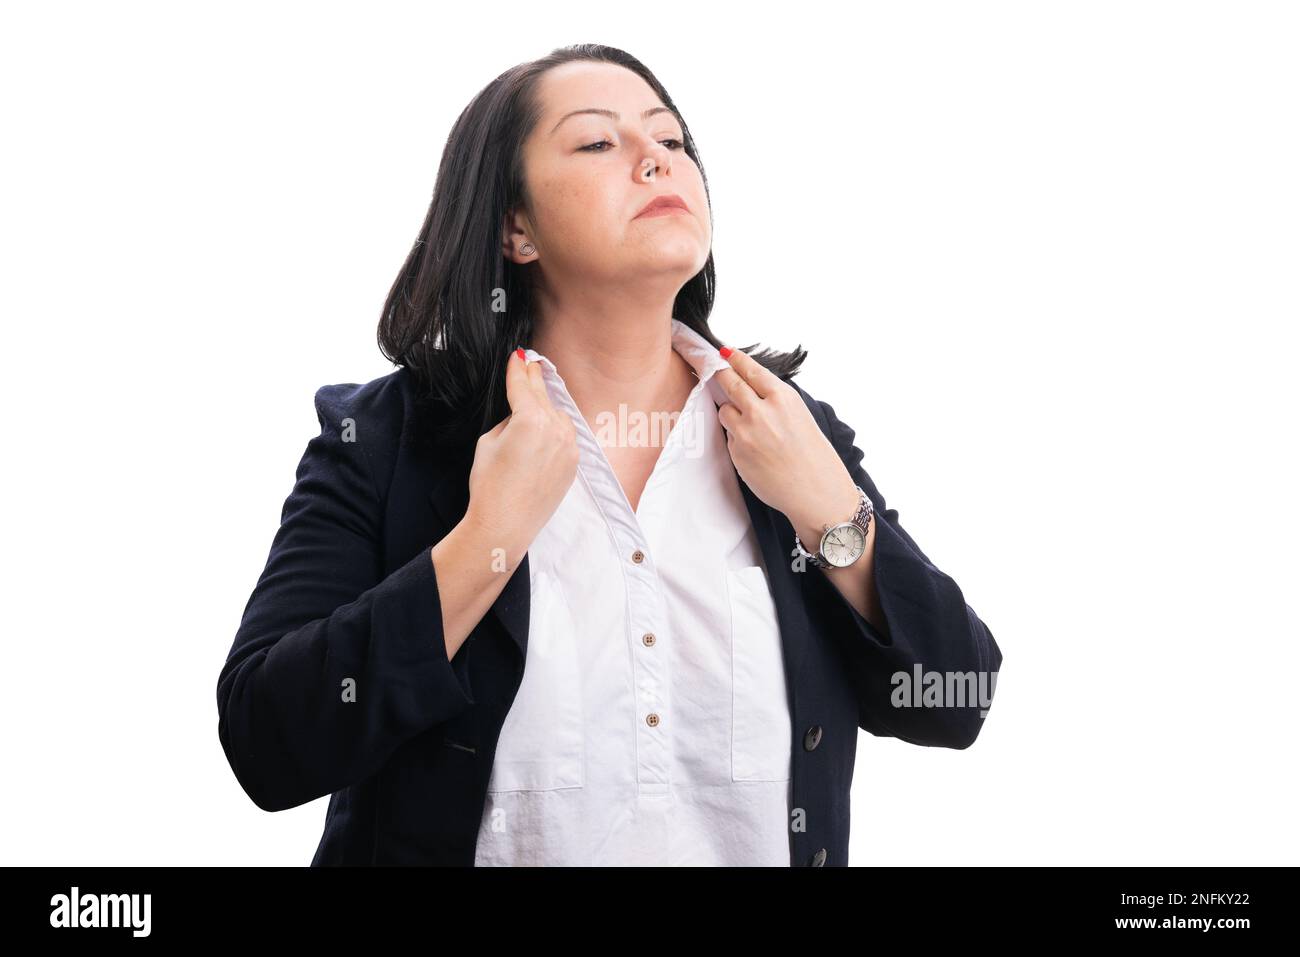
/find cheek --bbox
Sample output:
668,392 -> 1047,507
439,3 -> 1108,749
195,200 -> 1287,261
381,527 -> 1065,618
536,174 -> 626,245
684,173 -> 709,221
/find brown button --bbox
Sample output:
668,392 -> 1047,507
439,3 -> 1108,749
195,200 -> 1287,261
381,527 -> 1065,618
642,632 -> 656,647
646,712 -> 660,727
631,549 -> 645,564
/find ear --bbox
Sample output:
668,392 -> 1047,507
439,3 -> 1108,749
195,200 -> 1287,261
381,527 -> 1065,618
501,207 -> 536,263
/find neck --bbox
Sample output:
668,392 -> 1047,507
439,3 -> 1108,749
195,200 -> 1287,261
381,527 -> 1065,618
530,301 -> 699,436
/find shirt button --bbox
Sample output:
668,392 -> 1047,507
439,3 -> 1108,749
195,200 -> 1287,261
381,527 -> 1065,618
642,632 -> 656,647
631,549 -> 645,564
646,712 -> 660,727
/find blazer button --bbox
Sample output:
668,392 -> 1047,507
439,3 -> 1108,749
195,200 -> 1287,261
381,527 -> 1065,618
803,725 -> 823,750
808,848 -> 827,867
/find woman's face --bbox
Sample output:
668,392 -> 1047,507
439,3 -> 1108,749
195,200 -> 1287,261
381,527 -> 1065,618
508,61 -> 711,292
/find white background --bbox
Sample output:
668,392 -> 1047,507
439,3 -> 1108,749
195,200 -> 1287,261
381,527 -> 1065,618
2,0 -> 1296,865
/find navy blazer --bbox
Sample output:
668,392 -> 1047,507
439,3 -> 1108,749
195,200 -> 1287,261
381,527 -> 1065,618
217,366 -> 1002,866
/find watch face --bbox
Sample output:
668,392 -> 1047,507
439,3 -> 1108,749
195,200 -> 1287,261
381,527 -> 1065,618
822,522 -> 866,567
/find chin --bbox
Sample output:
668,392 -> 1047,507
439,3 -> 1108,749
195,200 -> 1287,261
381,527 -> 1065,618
636,239 -> 708,271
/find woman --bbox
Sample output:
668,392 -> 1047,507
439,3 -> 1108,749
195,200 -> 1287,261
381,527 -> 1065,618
216,44 -> 1002,867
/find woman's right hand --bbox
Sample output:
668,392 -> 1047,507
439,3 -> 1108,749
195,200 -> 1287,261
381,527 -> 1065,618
464,348 -> 579,554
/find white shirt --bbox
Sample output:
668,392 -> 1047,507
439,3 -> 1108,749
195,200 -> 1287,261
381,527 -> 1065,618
473,318 -> 794,866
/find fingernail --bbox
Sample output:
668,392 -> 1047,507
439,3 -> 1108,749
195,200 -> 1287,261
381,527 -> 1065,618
516,347 -> 525,361
719,346 -> 732,358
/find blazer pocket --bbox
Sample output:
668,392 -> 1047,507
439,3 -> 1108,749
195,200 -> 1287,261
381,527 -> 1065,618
486,568 -> 585,792
728,565 -> 792,783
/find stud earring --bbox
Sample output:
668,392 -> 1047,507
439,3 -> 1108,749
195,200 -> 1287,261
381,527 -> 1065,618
519,241 -> 535,255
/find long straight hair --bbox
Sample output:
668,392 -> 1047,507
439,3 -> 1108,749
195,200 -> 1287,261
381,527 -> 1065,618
377,43 -> 807,450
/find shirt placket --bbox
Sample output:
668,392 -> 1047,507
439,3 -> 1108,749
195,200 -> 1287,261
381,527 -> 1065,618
535,355 -> 707,797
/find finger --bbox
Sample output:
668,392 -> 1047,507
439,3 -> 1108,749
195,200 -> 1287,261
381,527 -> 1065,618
717,399 -> 741,434
524,354 -> 553,407
504,347 -> 535,413
720,345 -> 778,399
713,365 -> 760,415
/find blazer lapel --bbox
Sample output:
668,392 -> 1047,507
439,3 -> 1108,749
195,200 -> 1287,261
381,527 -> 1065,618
426,445 -> 532,664
732,460 -> 811,689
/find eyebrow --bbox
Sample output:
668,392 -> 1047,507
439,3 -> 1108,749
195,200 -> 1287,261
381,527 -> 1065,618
549,106 -> 678,136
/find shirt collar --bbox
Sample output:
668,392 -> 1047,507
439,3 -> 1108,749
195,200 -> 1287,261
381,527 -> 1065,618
523,318 -> 731,389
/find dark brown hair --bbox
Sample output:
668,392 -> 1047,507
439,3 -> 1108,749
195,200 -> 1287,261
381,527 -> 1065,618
377,43 -> 806,449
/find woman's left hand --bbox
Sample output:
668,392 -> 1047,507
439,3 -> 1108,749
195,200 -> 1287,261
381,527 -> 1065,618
714,346 -> 861,546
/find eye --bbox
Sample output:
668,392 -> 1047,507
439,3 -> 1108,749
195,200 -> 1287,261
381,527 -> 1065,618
579,137 -> 685,153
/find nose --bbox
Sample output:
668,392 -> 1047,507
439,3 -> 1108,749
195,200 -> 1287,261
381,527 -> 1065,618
635,138 -> 674,183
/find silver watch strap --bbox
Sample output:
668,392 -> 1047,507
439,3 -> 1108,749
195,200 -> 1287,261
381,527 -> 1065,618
793,485 -> 872,568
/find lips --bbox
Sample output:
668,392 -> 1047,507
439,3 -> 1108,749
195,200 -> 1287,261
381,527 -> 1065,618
635,193 -> 690,219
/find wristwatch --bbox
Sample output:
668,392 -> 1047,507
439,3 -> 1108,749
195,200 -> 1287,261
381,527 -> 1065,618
793,485 -> 874,569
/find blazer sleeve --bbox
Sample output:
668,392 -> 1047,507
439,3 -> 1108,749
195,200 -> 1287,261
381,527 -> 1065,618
798,386 -> 1002,750
216,383 -> 475,812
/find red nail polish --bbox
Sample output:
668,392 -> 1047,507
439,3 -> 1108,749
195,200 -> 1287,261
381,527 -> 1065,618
516,347 -> 525,361
719,346 -> 732,358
